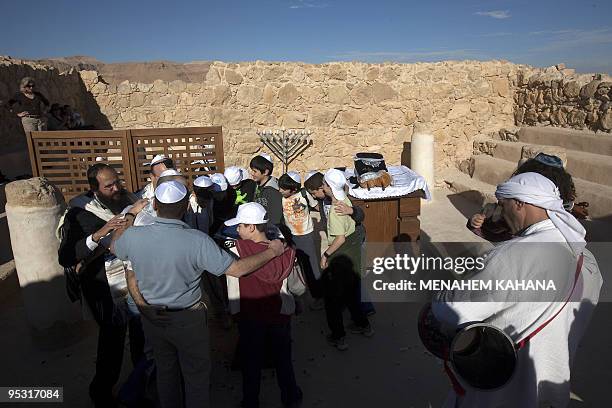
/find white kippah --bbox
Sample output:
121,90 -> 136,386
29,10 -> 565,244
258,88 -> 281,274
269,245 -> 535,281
155,180 -> 188,203
304,171 -> 317,182
160,169 -> 181,177
287,171 -> 301,183
193,175 -> 213,188
259,153 -> 273,163
210,173 -> 228,192
224,166 -> 243,186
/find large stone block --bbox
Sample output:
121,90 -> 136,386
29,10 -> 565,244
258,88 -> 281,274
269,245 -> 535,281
212,85 -> 232,105
117,80 -> 131,95
327,85 -> 349,104
310,108 -> 338,126
350,84 -> 372,104
236,85 -> 263,106
151,79 -> 168,93
327,64 -> 347,81
225,69 -> 243,85
278,83 -> 299,104
371,82 -> 397,103
335,110 -> 359,127
492,78 -> 510,97
282,112 -> 307,128
447,101 -> 471,119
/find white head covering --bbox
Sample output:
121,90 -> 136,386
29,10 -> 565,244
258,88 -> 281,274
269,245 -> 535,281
193,175 -> 213,188
210,173 -> 228,192
155,180 -> 188,203
324,168 -> 347,201
304,170 -> 317,182
159,169 -> 181,177
287,171 -> 301,184
259,153 -> 273,163
224,202 -> 268,226
495,172 -> 586,256
147,154 -> 170,167
224,166 -> 243,186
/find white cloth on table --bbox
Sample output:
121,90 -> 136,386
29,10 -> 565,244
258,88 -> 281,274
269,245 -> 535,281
347,165 -> 431,200
432,219 -> 602,408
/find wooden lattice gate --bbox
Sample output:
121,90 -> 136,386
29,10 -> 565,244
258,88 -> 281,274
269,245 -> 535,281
26,127 -> 224,199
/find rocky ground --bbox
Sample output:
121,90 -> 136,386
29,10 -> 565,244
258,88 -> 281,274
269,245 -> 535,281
0,189 -> 610,407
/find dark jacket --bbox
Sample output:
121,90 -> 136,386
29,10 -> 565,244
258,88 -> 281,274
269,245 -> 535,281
255,177 -> 283,225
60,206 -> 112,301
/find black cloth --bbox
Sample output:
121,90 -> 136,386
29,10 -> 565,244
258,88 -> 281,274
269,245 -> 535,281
61,206 -> 111,297
255,179 -> 283,225
47,113 -> 68,131
211,189 -> 238,235
61,203 -> 144,399
235,179 -> 257,204
322,249 -> 369,339
239,320 -> 302,408
7,92 -> 49,117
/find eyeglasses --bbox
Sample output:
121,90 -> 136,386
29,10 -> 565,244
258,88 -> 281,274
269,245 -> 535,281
25,84 -> 34,88
534,153 -> 563,169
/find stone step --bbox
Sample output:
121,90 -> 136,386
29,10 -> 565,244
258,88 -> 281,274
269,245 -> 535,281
442,168 -> 497,208
458,154 -> 612,219
471,155 -> 516,186
517,127 -> 612,156
566,150 -> 612,188
473,139 -> 523,162
474,139 -> 612,187
573,178 -> 612,220
444,166 -> 612,222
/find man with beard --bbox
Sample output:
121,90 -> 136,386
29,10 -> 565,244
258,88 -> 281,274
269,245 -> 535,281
59,163 -> 148,407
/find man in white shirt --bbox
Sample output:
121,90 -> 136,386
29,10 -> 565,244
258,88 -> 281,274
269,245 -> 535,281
433,172 -> 603,407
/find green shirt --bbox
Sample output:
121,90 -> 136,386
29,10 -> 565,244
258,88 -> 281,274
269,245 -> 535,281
326,197 -> 356,247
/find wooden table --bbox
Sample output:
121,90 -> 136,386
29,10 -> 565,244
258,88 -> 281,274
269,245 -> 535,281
351,190 -> 425,243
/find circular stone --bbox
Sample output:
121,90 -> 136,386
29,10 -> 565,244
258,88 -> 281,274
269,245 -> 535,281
5,177 -> 66,208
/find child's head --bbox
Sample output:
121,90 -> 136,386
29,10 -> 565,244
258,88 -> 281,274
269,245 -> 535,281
249,154 -> 274,183
224,203 -> 269,241
278,173 -> 301,198
224,166 -> 243,190
304,172 -> 325,199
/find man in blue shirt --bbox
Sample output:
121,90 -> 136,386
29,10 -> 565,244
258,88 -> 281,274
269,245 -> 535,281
113,181 -> 285,408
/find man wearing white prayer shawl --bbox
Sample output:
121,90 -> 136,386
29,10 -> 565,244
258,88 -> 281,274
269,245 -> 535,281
432,172 -> 603,408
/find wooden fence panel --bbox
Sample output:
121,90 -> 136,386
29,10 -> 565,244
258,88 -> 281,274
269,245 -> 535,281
27,130 -> 133,199
129,126 -> 224,190
26,127 -> 225,199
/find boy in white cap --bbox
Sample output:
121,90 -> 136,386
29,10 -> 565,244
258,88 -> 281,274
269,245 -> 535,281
224,165 -> 257,206
223,202 -> 304,408
278,172 -> 324,308
112,181 -> 286,408
249,153 -> 283,225
319,169 -> 373,350
432,172 -> 602,408
139,155 -> 175,200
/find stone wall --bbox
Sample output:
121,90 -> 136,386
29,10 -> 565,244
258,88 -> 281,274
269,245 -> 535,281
77,60 -> 523,176
0,56 -> 111,178
514,64 -> 612,132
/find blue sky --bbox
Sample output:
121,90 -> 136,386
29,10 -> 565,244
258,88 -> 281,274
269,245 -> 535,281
1,0 -> 611,73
